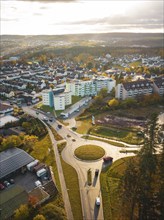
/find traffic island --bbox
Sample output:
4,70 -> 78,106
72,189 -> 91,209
74,145 -> 105,161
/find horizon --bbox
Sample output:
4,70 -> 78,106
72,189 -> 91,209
1,32 -> 164,37
1,0 -> 164,35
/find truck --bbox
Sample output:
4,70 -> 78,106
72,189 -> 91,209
33,163 -> 45,173
36,168 -> 47,178
27,160 -> 39,171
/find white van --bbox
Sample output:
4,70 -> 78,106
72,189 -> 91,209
35,180 -> 42,187
95,197 -> 100,206
36,168 -> 47,177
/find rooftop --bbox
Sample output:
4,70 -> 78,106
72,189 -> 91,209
0,147 -> 34,179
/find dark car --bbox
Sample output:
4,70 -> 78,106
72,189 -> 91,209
103,156 -> 113,163
95,169 -> 99,176
49,118 -> 54,122
9,179 -> 15,184
58,124 -> 62,129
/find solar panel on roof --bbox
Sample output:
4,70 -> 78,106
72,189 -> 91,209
0,148 -> 34,179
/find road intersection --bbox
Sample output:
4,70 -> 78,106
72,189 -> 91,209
23,106 -> 140,220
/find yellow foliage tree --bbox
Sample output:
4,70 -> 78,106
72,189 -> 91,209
14,204 -> 29,220
108,98 -> 119,108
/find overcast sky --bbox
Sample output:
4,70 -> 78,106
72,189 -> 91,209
1,0 -> 163,35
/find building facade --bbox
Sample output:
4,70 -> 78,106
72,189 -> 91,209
115,80 -> 153,100
66,77 -> 116,97
42,89 -> 72,110
42,89 -> 54,107
153,76 -> 164,96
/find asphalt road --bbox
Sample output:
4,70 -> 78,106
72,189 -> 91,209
23,106 -> 140,220
51,120 -> 139,220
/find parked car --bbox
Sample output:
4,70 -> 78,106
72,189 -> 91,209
3,181 -> 10,187
95,197 -> 100,206
49,118 -> 53,122
103,156 -> 113,163
9,179 -> 15,184
35,180 -> 42,187
0,183 -> 5,190
58,124 -> 62,129
95,169 -> 99,176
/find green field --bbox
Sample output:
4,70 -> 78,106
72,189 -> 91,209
100,157 -> 133,220
74,145 -> 105,160
90,126 -> 143,145
61,158 -> 83,220
39,105 -> 55,115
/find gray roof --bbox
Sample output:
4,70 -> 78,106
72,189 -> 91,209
0,147 -> 34,179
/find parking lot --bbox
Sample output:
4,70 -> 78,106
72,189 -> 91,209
0,170 -> 43,193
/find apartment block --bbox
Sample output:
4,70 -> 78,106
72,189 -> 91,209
66,77 -> 115,97
115,80 -> 153,100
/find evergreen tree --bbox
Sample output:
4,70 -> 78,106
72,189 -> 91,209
138,113 -> 159,219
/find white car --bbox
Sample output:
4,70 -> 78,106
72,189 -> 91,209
35,180 -> 42,187
95,197 -> 100,206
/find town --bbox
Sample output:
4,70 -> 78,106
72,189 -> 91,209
0,45 -> 164,220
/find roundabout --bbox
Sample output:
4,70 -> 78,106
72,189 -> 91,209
74,144 -> 105,161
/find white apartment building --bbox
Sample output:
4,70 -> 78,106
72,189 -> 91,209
42,89 -> 72,110
42,89 -> 54,107
115,80 -> 153,100
95,78 -> 116,93
54,94 -> 65,110
66,77 -> 115,97
53,91 -> 72,110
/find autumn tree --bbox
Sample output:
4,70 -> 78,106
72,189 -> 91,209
14,204 -> 29,220
98,88 -> 108,98
1,135 -> 22,151
108,98 -> 119,109
22,122 -> 31,132
33,214 -> 46,220
23,135 -> 38,151
41,203 -> 65,220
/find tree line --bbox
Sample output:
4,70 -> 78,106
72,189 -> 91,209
119,113 -> 164,219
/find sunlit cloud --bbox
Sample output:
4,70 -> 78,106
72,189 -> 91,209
1,0 -> 163,35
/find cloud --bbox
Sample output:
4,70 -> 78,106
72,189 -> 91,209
59,1 -> 163,29
1,18 -> 19,22
14,0 -> 76,2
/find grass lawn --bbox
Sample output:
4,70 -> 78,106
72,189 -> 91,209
57,141 -> 67,154
74,145 -> 105,160
87,169 -> 92,186
90,126 -> 143,145
49,125 -> 63,141
75,119 -> 93,134
82,135 -> 124,147
61,158 -> 83,220
100,157 -> 133,220
55,110 -> 63,117
72,95 -> 83,104
39,105 -> 55,115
